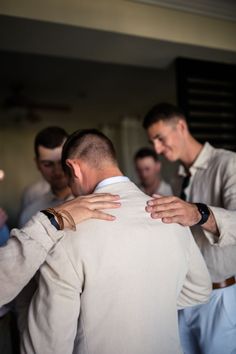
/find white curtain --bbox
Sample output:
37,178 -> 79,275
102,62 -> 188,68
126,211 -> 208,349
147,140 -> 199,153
120,116 -> 148,182
100,116 -> 148,182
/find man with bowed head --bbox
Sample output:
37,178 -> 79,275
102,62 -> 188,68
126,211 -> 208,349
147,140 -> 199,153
143,102 -> 236,354
22,129 -> 211,354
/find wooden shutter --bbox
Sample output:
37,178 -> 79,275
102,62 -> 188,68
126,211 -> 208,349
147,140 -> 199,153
176,58 -> 236,151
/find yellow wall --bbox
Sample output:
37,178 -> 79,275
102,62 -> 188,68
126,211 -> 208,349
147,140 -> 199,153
1,0 -> 236,52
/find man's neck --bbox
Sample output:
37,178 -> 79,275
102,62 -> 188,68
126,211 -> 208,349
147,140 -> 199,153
51,186 -> 71,200
89,166 -> 123,192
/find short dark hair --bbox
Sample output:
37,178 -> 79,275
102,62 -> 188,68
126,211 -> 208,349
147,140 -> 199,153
134,147 -> 159,162
61,129 -> 117,174
34,126 -> 68,158
143,102 -> 186,129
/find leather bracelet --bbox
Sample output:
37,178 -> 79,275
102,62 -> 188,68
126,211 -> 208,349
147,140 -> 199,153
46,208 -> 64,230
41,208 -> 76,231
59,210 -> 76,231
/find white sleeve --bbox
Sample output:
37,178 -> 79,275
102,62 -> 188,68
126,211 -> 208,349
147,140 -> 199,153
0,212 -> 64,306
22,243 -> 82,354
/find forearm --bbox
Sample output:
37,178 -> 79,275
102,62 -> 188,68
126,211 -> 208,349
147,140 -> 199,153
201,207 -> 236,247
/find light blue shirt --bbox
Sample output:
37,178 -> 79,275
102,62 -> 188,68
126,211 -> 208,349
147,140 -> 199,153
95,176 -> 130,191
0,225 -> 10,247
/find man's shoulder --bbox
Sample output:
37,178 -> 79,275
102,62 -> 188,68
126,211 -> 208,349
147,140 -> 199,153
208,146 -> 236,173
209,144 -> 236,161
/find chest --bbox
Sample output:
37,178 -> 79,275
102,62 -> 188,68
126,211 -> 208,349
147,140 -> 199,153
179,167 -> 223,205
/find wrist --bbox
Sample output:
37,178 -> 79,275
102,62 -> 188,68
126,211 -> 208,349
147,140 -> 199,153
195,203 -> 210,225
41,208 -> 76,231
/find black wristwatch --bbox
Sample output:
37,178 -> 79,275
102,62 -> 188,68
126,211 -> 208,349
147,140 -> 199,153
41,209 -> 60,230
195,203 -> 210,225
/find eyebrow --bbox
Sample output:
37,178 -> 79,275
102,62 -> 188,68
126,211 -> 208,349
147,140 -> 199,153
150,133 -> 162,142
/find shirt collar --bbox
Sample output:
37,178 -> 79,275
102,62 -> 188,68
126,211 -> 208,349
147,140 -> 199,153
178,142 -> 214,177
95,176 -> 130,191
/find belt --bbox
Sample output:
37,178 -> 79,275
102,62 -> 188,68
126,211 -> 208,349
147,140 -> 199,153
212,276 -> 236,290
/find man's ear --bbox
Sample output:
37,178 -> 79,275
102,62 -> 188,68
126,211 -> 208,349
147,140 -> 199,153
66,159 -> 82,179
177,118 -> 187,133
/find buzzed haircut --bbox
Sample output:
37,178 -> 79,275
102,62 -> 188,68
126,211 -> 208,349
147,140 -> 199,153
34,126 -> 68,158
61,129 -> 117,174
143,102 -> 186,130
134,147 -> 159,162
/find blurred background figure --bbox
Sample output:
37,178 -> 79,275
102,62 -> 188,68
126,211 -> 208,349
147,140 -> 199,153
0,169 -> 19,354
18,126 -> 73,227
20,179 -> 50,211
0,207 -> 9,247
0,169 -> 10,246
134,147 -> 172,197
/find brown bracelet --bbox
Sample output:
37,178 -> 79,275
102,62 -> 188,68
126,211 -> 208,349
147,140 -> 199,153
46,208 -> 64,230
59,209 -> 76,231
46,208 -> 76,231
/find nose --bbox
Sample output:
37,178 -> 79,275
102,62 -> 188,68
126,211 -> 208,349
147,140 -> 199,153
153,139 -> 164,154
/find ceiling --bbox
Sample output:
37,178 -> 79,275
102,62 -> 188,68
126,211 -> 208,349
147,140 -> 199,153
0,14 -> 236,70
131,0 -> 236,22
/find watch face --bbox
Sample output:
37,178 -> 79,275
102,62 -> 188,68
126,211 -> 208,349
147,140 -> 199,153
196,203 -> 210,225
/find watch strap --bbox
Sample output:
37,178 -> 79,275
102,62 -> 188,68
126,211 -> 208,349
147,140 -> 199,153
195,203 -> 210,225
41,209 -> 60,230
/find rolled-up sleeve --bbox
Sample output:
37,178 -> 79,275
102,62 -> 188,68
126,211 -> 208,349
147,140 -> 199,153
204,207 -> 236,247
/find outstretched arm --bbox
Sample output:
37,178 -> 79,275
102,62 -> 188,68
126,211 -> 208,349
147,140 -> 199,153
0,193 -> 120,306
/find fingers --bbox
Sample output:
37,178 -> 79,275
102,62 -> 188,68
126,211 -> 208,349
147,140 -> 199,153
161,216 -> 184,224
150,208 -> 182,219
87,201 -> 121,211
0,209 -> 7,228
91,210 -> 116,221
0,208 -> 7,221
146,200 -> 180,213
84,193 -> 120,202
147,195 -> 178,207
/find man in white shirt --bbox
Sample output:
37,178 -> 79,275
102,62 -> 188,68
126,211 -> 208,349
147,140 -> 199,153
22,129 -> 211,354
18,126 -> 73,227
134,147 -> 172,196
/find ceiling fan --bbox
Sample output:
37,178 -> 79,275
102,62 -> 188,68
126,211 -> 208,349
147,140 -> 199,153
1,84 -> 71,122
